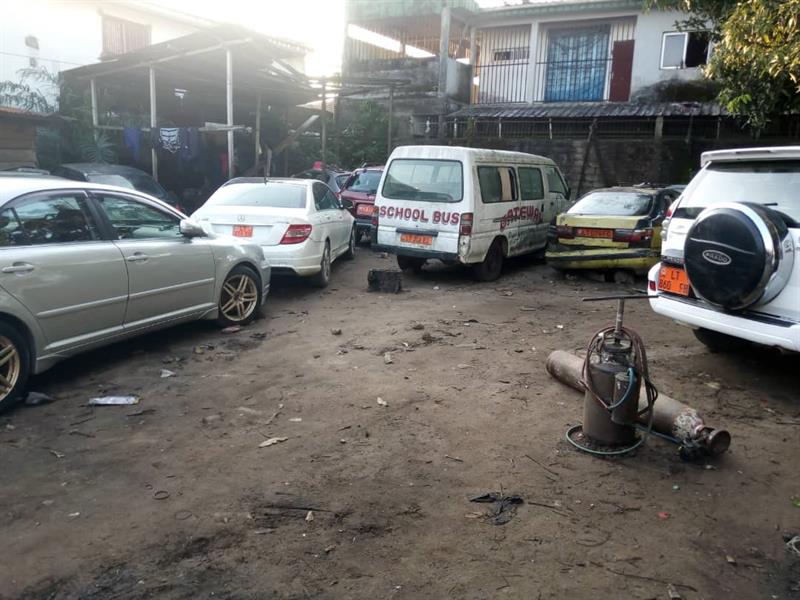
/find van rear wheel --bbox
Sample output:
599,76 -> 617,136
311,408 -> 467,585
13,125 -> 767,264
397,256 -> 425,273
473,240 -> 504,282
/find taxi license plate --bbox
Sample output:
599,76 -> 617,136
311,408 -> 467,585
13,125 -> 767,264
400,233 -> 432,246
658,265 -> 690,296
232,225 -> 253,238
357,204 -> 373,217
575,227 -> 613,239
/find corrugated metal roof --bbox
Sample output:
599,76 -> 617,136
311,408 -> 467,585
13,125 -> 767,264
448,101 -> 727,119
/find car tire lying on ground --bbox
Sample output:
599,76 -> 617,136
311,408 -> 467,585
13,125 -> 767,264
473,239 -> 504,282
0,321 -> 30,413
693,327 -> 751,353
218,265 -> 262,327
397,256 -> 425,273
311,242 -> 332,288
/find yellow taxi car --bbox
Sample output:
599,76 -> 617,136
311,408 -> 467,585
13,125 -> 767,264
546,186 -> 682,277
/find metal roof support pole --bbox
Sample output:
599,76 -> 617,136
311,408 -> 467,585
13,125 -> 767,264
438,6 -> 451,96
498,118 -> 502,139
149,67 -> 158,181
387,84 -> 394,156
226,48 -> 234,179
90,78 -> 99,128
654,115 -> 664,139
321,78 -> 327,164
255,92 -> 262,172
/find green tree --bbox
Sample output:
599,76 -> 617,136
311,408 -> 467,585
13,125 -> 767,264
334,100 -> 393,168
648,0 -> 800,132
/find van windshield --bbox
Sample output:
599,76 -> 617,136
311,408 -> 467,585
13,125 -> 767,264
676,160 -> 800,222
382,159 -> 462,202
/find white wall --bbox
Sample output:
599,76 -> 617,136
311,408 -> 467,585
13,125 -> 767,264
0,0 -> 199,108
631,9 -> 703,95
473,7 -> 704,103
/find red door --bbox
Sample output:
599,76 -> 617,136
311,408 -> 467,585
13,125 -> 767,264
609,40 -> 635,102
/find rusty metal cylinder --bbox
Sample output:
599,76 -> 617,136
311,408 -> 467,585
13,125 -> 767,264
546,350 -> 731,456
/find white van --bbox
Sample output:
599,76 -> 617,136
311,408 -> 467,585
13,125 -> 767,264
372,146 -> 570,281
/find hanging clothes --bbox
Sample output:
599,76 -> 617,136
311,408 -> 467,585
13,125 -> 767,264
179,127 -> 203,163
122,127 -> 142,162
159,128 -> 181,153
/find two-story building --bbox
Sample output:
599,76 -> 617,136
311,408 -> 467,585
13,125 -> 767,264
342,0 -> 798,191
0,0 -> 213,107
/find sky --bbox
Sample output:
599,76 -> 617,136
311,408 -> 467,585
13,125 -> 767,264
160,0 -> 521,77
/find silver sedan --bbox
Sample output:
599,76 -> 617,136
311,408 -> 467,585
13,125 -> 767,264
0,177 -> 271,411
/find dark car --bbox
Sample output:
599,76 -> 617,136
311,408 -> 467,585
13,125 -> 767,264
291,167 -> 351,194
339,166 -> 383,242
52,163 -> 171,204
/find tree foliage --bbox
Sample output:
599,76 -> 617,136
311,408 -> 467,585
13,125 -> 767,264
647,0 -> 800,132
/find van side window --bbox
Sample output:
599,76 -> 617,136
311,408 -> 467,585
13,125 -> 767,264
518,168 -> 544,201
544,166 -> 568,196
478,167 -> 516,204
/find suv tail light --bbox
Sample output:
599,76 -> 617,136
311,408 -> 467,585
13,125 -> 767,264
459,212 -> 473,236
556,225 -> 574,239
613,228 -> 653,245
662,200 -> 678,241
280,223 -> 312,244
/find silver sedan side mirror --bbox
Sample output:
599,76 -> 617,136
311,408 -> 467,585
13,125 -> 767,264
180,219 -> 206,238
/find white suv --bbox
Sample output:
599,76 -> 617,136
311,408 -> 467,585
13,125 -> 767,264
648,147 -> 800,352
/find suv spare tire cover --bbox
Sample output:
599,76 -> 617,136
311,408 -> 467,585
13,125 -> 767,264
684,202 -> 794,310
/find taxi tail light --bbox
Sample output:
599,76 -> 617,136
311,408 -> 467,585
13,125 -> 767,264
280,223 -> 312,244
613,228 -> 653,246
556,225 -> 574,239
459,212 -> 473,236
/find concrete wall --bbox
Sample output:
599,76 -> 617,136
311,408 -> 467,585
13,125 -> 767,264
396,136 -> 795,199
0,0 -> 199,107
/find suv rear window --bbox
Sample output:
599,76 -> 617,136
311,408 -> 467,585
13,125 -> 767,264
382,159 -> 462,202
205,183 -> 306,209
675,160 -> 800,222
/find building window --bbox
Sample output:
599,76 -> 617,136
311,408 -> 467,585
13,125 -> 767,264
660,31 -> 711,69
544,26 -> 611,102
102,16 -> 151,57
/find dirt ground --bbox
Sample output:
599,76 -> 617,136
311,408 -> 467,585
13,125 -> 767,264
1,247 -> 798,600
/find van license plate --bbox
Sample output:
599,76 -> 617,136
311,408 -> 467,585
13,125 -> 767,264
233,225 -> 253,237
575,227 -> 613,239
400,233 -> 432,246
658,265 -> 690,296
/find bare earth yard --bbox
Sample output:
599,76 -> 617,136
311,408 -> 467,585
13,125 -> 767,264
1,248 -> 798,599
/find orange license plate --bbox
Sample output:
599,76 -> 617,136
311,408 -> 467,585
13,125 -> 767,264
400,233 -> 432,246
233,225 -> 253,237
357,204 -> 374,217
658,265 -> 690,296
575,227 -> 613,239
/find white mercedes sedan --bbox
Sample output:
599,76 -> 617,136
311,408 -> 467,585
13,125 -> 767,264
193,178 -> 356,287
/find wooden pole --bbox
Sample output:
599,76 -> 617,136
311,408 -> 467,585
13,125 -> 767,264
387,85 -> 394,156
226,48 -> 234,179
148,67 -> 158,181
90,78 -> 99,128
321,78 -> 327,164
